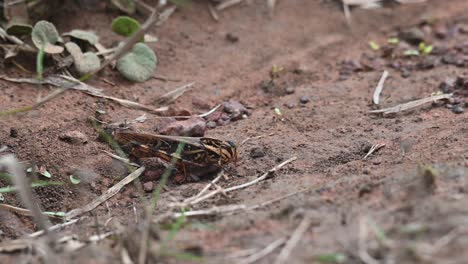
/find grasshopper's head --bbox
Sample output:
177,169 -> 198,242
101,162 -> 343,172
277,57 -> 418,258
225,140 -> 238,164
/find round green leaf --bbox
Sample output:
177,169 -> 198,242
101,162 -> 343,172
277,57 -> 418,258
116,43 -> 157,82
69,175 -> 81,184
65,42 -> 101,75
32,20 -> 63,54
110,0 -> 136,14
111,16 -> 140,37
63,29 -> 99,45
6,23 -> 32,37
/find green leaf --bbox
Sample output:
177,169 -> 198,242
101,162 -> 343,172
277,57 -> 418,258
111,16 -> 141,37
63,29 -> 99,45
403,49 -> 420,57
369,41 -> 380,51
31,20 -> 64,54
274,107 -> 282,116
69,175 -> 81,184
169,0 -> 192,7
314,253 -> 347,263
116,43 -> 157,82
65,42 -> 101,75
44,211 -> 66,217
0,181 -> 63,193
41,170 -> 52,178
110,0 -> 136,14
6,23 -> 32,36
387,37 -> 399,44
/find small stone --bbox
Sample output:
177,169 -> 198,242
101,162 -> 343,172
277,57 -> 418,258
143,182 -> 154,193
9,128 -> 18,138
286,86 -> 295,94
299,95 -> 310,104
226,33 -> 239,43
206,121 -> 217,129
159,116 -> 206,137
59,131 -> 88,144
401,69 -> 411,78
452,105 -> 464,114
439,79 -> 455,93
286,102 -> 296,109
250,147 -> 266,159
223,100 -> 248,121
192,97 -> 212,109
399,27 -> 425,45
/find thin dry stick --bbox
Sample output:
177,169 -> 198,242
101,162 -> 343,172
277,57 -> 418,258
182,156 -> 297,207
216,0 -> 244,10
0,155 -> 50,233
363,143 -> 386,159
182,171 -> 224,204
208,3 -> 219,21
173,204 -> 247,218
267,0 -> 277,16
65,167 -> 145,220
274,216 -> 313,264
199,104 -> 222,118
0,87 -> 68,116
29,218 -> 80,238
154,82 -> 194,105
358,216 -> 379,264
90,5 -> 159,75
102,150 -> 140,167
0,204 -> 63,220
240,133 -> 275,147
372,70 -> 389,105
369,93 -> 453,115
240,238 -> 287,264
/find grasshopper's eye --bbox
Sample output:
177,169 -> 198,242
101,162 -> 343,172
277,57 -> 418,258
227,141 -> 236,148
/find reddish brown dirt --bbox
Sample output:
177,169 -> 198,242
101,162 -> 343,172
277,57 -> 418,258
0,0 -> 467,263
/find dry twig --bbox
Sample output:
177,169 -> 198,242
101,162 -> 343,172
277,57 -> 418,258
175,156 -> 297,207
274,215 -> 313,264
154,82 -> 194,105
363,143 -> 386,159
65,167 -> 145,220
369,93 -> 453,115
372,70 -> 389,105
216,0 -> 244,10
239,238 -> 287,264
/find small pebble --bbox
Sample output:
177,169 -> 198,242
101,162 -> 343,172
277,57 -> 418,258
401,69 -> 411,78
250,147 -> 266,159
206,121 -> 217,129
286,86 -> 295,94
299,95 -> 310,104
10,128 -> 18,138
226,33 -> 239,43
286,102 -> 296,109
143,182 -> 154,193
452,105 -> 464,114
59,131 -> 88,144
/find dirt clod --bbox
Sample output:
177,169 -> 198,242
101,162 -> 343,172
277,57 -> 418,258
206,120 -> 217,129
286,86 -> 295,94
226,33 -> 239,43
223,99 -> 248,121
159,116 -> 206,136
452,105 -> 464,114
299,95 -> 310,104
143,182 -> 154,193
59,131 -> 88,144
399,27 -> 425,45
9,128 -> 18,138
250,147 -> 266,158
